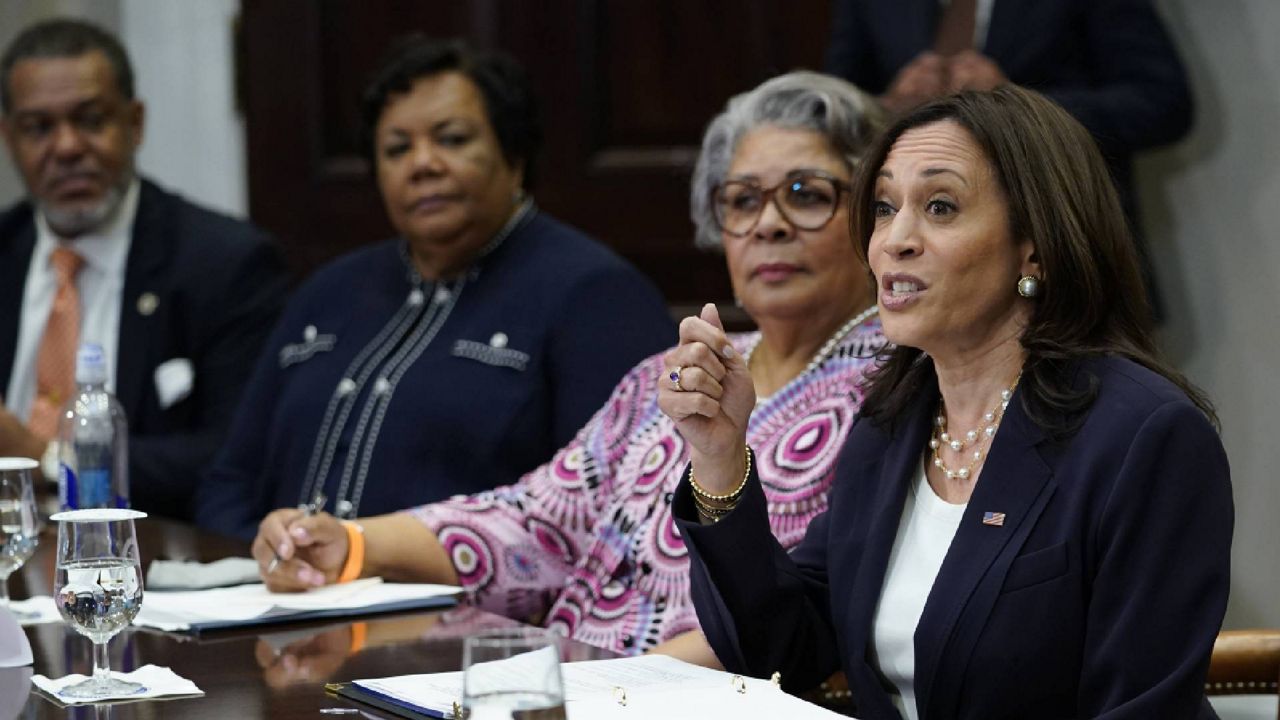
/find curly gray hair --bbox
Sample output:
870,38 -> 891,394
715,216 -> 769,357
690,71 -> 885,250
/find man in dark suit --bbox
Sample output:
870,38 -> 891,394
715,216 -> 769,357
825,0 -> 1193,319
0,19 -> 286,520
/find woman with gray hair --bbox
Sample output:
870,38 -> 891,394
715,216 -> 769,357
251,70 -> 886,665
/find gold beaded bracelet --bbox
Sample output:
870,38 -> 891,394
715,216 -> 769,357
690,445 -> 754,504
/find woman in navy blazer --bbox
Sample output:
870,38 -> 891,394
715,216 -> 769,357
659,86 -> 1231,719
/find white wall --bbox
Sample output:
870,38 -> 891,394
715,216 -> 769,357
1143,0 -> 1280,630
0,0 -> 246,217
120,0 -> 245,217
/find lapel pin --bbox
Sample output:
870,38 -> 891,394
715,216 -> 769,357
304,324 -> 317,342
489,332 -> 508,348
136,292 -> 159,316
982,511 -> 1006,527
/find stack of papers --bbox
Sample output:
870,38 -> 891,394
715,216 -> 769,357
346,654 -> 849,719
135,577 -> 459,632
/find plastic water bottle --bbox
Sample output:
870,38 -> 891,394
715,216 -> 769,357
56,344 -> 130,510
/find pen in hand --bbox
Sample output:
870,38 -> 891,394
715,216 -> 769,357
266,492 -> 327,575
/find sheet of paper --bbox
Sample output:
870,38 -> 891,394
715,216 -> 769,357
146,556 -> 261,590
8,596 -> 60,626
355,654 -> 851,719
134,577 -> 460,631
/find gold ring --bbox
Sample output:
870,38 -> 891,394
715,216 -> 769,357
669,366 -> 685,392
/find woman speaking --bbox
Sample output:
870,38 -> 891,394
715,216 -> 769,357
662,86 -> 1232,719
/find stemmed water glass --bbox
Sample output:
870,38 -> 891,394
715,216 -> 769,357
0,458 -> 40,613
51,508 -> 147,700
462,627 -> 567,720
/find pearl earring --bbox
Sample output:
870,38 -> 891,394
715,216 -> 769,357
1017,275 -> 1040,298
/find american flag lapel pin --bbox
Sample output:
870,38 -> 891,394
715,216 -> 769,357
982,511 -> 1006,527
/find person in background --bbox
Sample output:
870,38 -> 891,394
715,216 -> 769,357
250,71 -> 887,664
0,18 -> 286,520
199,36 -> 674,539
665,86 -> 1230,718
825,0 -> 1193,319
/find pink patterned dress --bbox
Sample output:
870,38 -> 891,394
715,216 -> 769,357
410,317 -> 884,655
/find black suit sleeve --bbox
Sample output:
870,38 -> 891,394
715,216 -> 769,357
129,237 -> 286,520
1035,0 -> 1194,158
824,0 -> 886,93
1078,402 -> 1231,717
673,460 -> 842,693
196,299 -> 297,539
545,266 -> 674,448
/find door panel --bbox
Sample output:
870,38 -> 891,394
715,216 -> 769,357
242,0 -> 831,312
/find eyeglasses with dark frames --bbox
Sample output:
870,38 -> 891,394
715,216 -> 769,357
711,170 -> 851,237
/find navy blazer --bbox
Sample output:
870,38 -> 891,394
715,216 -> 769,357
676,357 -> 1232,719
0,179 -> 287,519
825,0 -> 1193,316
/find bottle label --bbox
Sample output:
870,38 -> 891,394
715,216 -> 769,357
80,468 -> 112,508
57,463 -> 116,509
58,463 -> 76,510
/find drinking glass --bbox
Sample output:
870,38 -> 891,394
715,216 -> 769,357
0,458 -> 39,612
51,508 -> 146,699
462,627 -> 566,720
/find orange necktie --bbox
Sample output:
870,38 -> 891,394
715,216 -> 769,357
28,246 -> 85,440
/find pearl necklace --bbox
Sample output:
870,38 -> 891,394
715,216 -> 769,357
744,305 -> 879,401
930,372 -> 1021,481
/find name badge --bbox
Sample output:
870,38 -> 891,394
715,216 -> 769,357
279,325 -> 337,368
452,332 -> 529,372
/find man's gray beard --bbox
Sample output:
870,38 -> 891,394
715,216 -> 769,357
38,179 -> 128,238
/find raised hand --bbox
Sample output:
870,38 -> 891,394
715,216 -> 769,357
252,508 -> 349,592
657,303 -> 755,494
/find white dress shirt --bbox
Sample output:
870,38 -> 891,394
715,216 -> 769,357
871,459 -> 966,720
5,179 -> 139,419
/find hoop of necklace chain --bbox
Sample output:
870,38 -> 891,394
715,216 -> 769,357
930,371 -> 1022,481
743,304 -> 880,376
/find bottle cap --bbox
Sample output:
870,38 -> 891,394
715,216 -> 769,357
75,344 -> 109,385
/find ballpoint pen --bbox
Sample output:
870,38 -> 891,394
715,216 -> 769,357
266,492 -> 327,575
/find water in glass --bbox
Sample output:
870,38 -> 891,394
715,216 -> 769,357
52,508 -> 147,699
0,458 -> 39,610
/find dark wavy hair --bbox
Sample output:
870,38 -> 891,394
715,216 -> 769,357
1,18 -> 134,113
850,86 -> 1216,437
360,35 -> 541,189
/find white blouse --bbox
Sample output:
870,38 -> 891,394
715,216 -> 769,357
871,458 -> 966,720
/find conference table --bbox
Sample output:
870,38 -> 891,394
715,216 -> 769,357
9,518 -> 616,718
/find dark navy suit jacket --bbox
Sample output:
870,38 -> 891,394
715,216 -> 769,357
826,0 -> 1193,316
676,357 -> 1232,719
0,179 -> 287,520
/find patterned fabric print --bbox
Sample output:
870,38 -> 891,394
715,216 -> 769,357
411,319 -> 885,655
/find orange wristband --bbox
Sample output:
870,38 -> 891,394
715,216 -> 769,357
338,521 -> 365,584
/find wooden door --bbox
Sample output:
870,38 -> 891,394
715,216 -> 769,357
240,0 -> 832,313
